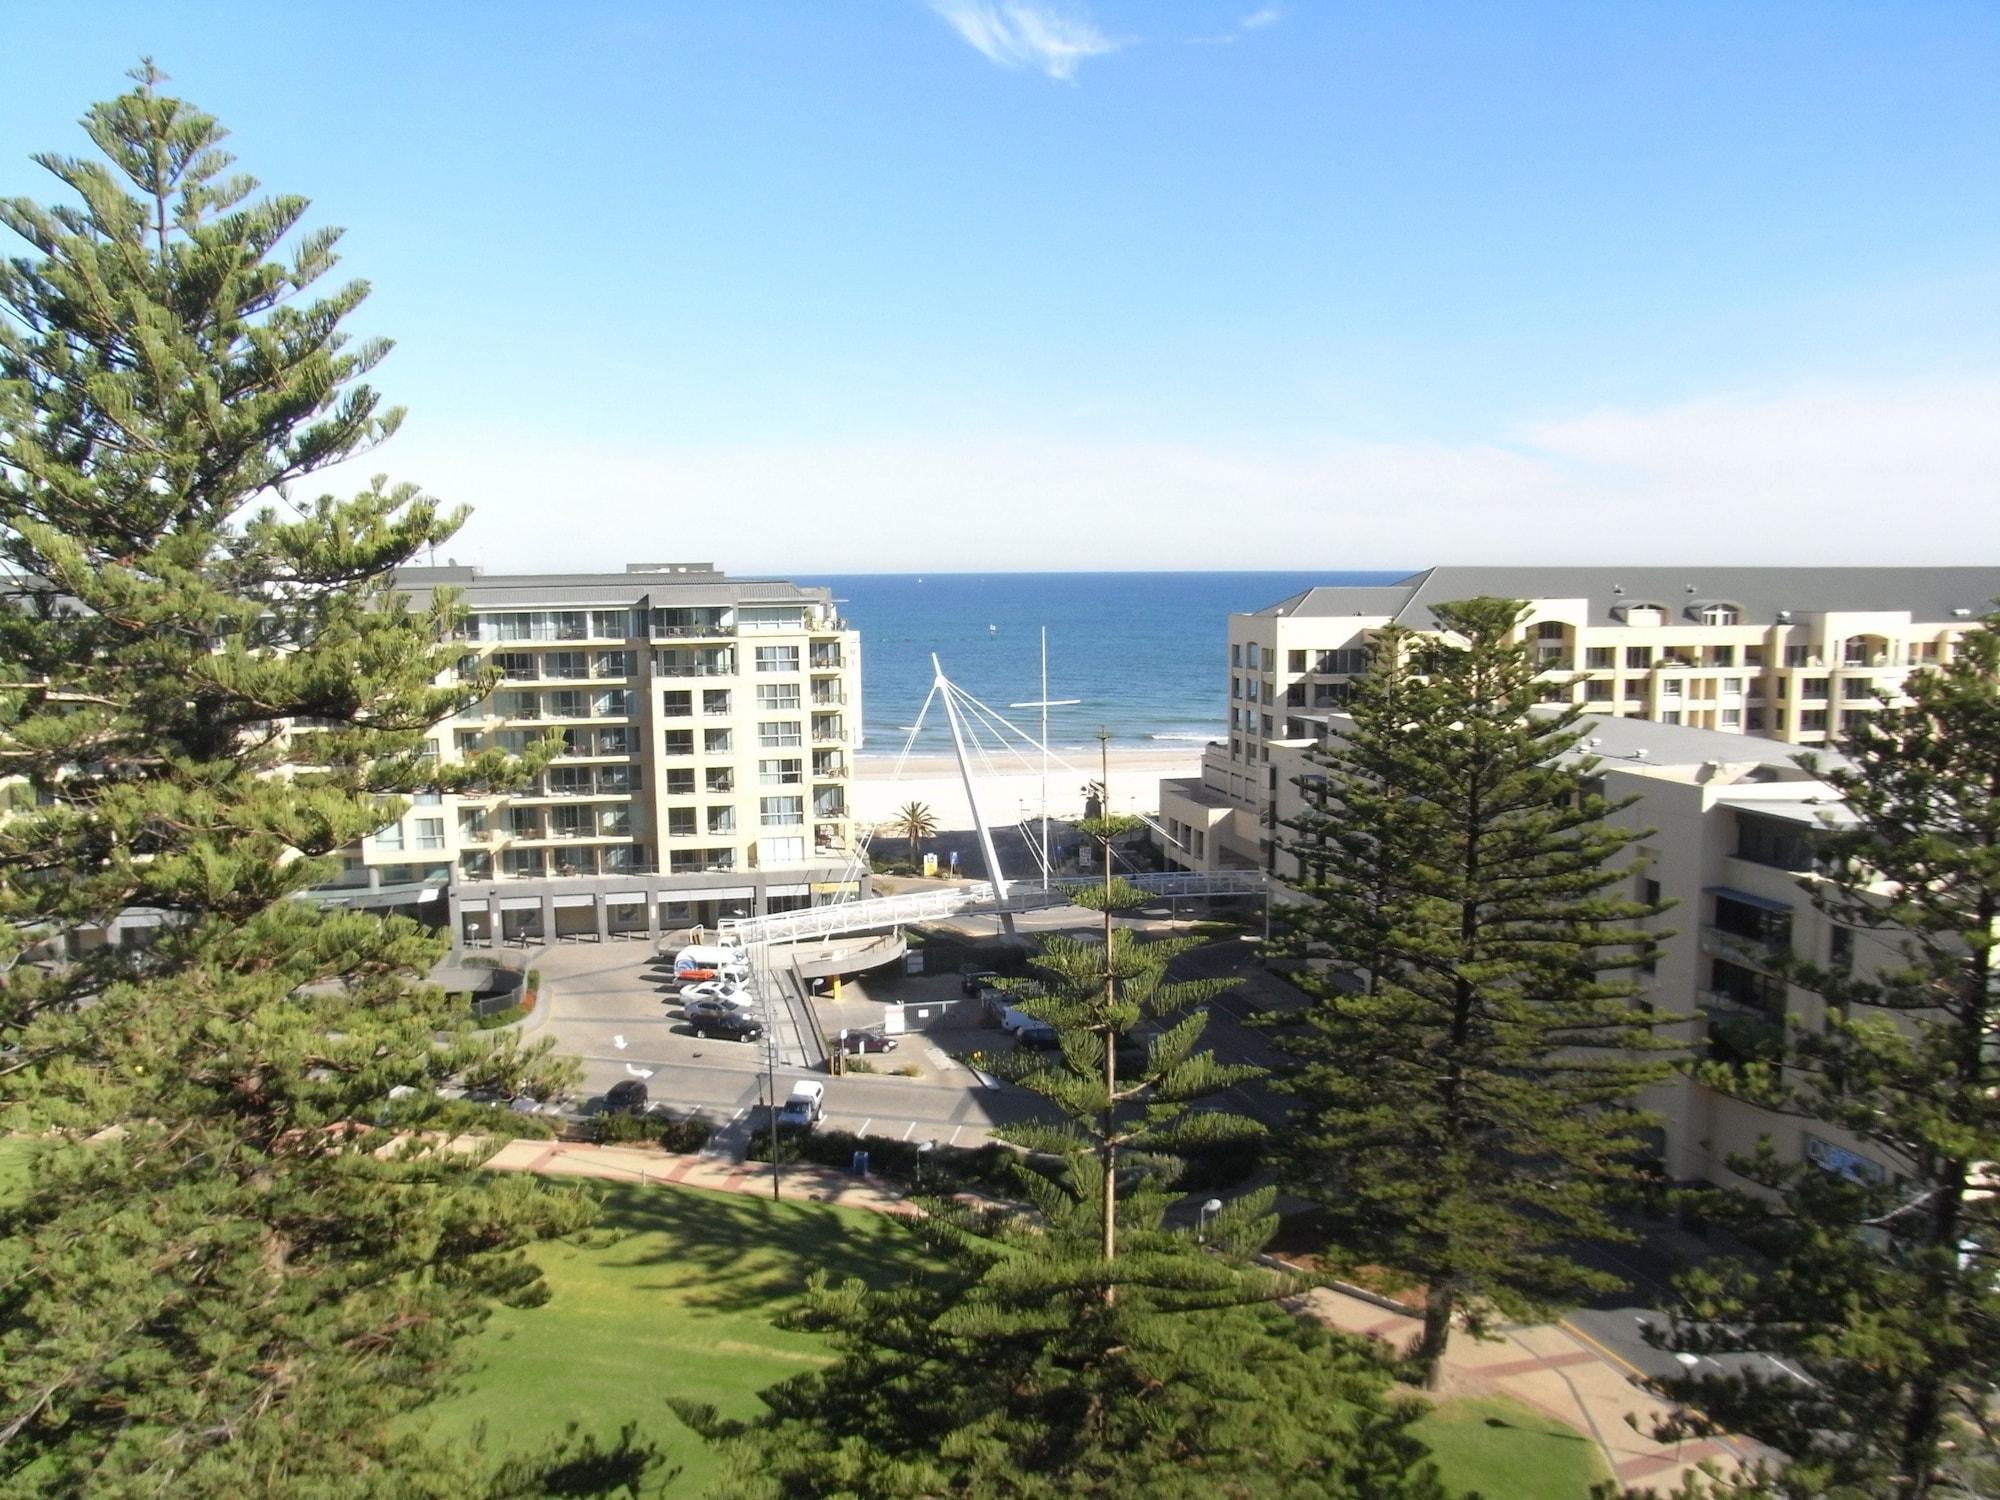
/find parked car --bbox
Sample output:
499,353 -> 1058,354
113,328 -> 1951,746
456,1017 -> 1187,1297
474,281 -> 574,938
776,1080 -> 825,1130
1014,1022 -> 1061,1050
691,1010 -> 765,1044
604,1078 -> 650,1114
680,978 -> 750,1004
961,968 -> 1000,997
685,994 -> 759,1024
838,1028 -> 898,1055
674,943 -> 748,984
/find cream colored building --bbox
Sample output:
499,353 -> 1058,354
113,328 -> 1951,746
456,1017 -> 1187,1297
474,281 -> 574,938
1162,566 -> 2000,876
1268,712 -> 1900,1190
333,562 -> 865,945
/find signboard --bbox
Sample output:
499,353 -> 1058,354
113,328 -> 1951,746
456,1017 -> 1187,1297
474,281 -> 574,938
904,951 -> 925,974
923,853 -> 938,877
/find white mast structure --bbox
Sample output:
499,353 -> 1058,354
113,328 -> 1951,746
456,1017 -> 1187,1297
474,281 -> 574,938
1009,626 -> 1079,893
932,653 -> 1017,934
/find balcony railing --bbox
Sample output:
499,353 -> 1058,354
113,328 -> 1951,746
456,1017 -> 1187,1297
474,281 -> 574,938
651,623 -> 736,639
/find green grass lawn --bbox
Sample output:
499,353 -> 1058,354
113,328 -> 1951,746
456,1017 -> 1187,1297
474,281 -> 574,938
426,1180 -> 934,1496
434,1177 -> 1612,1498
1413,1392 -> 1611,1498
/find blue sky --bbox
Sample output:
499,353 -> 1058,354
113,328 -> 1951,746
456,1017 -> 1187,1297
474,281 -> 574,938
5,2 -> 1998,571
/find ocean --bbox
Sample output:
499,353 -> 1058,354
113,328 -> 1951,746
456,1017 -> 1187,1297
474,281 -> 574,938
796,571 -> 1408,757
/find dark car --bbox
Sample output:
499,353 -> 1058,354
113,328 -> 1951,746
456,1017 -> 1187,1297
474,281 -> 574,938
1015,1023 -> 1060,1050
692,1010 -> 765,1044
603,1078 -> 650,1114
839,1028 -> 898,1055
961,969 -> 1000,997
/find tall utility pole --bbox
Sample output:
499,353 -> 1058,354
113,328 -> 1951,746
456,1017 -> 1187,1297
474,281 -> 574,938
1009,628 -> 1078,893
1096,728 -> 1118,1297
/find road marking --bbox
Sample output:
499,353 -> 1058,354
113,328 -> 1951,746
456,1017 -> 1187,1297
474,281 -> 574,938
949,1126 -> 963,1145
857,1117 -> 873,1135
901,1121 -> 917,1140
613,1034 -> 628,1049
1558,1318 -> 1651,1383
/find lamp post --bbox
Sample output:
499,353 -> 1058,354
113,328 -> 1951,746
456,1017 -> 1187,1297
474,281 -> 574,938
1197,1197 -> 1224,1243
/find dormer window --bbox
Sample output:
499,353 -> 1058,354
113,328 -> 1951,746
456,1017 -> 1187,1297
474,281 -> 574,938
1701,605 -> 1739,626
1616,603 -> 1666,627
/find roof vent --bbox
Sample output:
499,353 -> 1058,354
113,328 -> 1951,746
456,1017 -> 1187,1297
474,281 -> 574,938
1953,607 -> 1973,618
1632,748 -> 1649,760
1686,583 -> 1698,593
1777,609 -> 1792,622
1611,584 -> 1624,595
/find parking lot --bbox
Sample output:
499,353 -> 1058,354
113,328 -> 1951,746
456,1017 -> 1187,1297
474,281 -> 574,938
521,940 -> 1044,1150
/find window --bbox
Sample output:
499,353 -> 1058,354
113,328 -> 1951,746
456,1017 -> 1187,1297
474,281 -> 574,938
501,848 -> 542,877
704,727 -> 733,754
547,690 -> 586,717
739,606 -> 805,632
757,683 -> 801,710
1230,677 -> 1242,700
704,767 -> 733,793
760,758 -> 803,786
662,690 -> 692,717
1746,710 -> 1765,732
1585,680 -> 1613,701
1261,714 -> 1274,738
598,727 -> 632,754
665,768 -> 696,796
371,822 -> 405,850
1314,648 -> 1368,674
1231,644 -> 1242,667
1800,709 -> 1827,732
597,765 -> 638,793
1744,645 -> 1764,667
413,790 -> 442,806
1288,650 -> 1306,671
1660,711 -> 1682,725
1830,925 -> 1854,972
760,796 -> 805,826
1700,605 -> 1739,625
755,645 -> 800,673
707,806 -> 736,834
1536,620 -> 1565,640
663,730 -> 694,756
1721,708 -> 1741,727
1714,894 -> 1792,953
756,836 -> 807,866
1737,815 -> 1817,872
591,609 -> 633,638
593,689 -> 630,718
1785,644 -> 1813,667
594,649 -> 634,678
1842,678 -> 1875,700
1585,647 -> 1615,669
506,807 -> 541,836
545,766 -> 592,796
543,651 -> 587,679
1626,646 -> 1653,669
415,817 -> 445,850
1802,678 -> 1829,699
1662,678 -> 1682,698
1707,646 -> 1736,667
759,720 -> 802,749
1285,683 -> 1306,707
703,689 -> 730,715
1623,680 -> 1645,700
667,808 -> 696,837
1840,709 -> 1871,736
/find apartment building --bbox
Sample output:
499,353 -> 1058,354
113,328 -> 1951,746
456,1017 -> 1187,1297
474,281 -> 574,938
336,562 -> 863,945
1268,712 -> 1897,1189
1161,566 -> 2000,875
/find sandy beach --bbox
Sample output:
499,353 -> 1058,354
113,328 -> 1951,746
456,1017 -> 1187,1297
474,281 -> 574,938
851,747 -> 1206,830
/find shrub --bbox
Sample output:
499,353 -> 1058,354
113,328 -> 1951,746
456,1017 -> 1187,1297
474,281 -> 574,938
655,1115 -> 713,1153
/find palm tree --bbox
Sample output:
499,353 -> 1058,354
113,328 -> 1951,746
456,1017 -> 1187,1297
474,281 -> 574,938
891,800 -> 938,873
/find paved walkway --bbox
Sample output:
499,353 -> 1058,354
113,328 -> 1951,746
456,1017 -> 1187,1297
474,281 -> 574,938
483,1133 -> 1746,1494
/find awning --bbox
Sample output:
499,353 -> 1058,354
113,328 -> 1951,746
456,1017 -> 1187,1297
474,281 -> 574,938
456,898 -> 489,913
767,883 -> 811,897
604,891 -> 646,906
552,893 -> 595,909
1704,885 -> 1792,913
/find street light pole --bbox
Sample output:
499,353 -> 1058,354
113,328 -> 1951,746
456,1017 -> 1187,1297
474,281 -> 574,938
1197,1196 -> 1224,1243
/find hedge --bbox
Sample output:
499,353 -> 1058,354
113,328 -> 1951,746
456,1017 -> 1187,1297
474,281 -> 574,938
585,1110 -> 715,1153
743,1127 -> 1040,1193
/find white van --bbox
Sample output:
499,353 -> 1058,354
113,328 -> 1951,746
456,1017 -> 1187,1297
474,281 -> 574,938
674,943 -> 748,982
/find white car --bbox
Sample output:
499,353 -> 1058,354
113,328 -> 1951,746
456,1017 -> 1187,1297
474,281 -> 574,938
680,980 -> 755,1009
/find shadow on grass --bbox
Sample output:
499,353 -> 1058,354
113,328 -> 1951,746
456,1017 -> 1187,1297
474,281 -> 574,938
580,1179 -> 940,1316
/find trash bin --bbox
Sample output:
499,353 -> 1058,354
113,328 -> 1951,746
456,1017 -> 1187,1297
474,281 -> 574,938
851,1151 -> 870,1177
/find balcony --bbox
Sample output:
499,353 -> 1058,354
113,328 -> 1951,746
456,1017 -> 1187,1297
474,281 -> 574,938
651,623 -> 736,640
1700,923 -> 1790,969
811,690 -> 847,707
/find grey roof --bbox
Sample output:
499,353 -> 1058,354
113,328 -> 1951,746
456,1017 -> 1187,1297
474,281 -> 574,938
392,564 -> 832,610
1562,712 -> 1838,773
1253,567 -> 2000,629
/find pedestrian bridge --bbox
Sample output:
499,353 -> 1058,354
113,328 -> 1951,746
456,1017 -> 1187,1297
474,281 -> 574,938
719,869 -> 1266,946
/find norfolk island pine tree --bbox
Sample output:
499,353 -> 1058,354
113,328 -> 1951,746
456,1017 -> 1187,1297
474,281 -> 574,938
1647,604 -> 2000,1500
1269,597 -> 1678,1384
680,778 -> 1457,1497
0,65 -> 657,1496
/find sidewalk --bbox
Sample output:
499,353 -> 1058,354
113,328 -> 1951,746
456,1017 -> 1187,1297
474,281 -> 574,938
1299,1287 -> 1745,1494
483,1133 -> 1744,1495
483,1135 -> 918,1216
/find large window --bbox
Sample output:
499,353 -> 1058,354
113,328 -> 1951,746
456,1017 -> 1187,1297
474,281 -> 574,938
759,720 -> 802,749
415,818 -> 445,850
760,758 -> 803,786
1736,814 -> 1818,872
756,683 -> 801,710
761,796 -> 805,827
755,645 -> 801,673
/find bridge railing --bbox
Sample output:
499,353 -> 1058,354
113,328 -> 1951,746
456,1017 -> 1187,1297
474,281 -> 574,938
718,870 -> 1267,946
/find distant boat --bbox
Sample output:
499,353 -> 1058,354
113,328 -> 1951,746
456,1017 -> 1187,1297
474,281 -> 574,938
988,624 -> 998,633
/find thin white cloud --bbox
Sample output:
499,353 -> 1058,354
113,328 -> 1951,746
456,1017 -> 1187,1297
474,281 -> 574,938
1239,6 -> 1283,29
357,374 -> 2000,574
928,0 -> 1121,80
